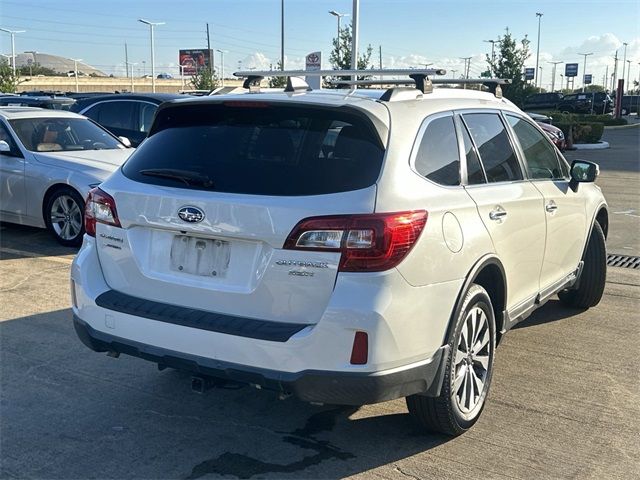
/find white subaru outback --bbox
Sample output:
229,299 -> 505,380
71,72 -> 607,436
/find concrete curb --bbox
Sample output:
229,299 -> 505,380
604,123 -> 640,130
573,141 -> 610,150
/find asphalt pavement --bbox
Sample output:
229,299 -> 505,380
1,125 -> 638,479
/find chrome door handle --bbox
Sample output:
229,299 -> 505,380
489,208 -> 507,221
545,202 -> 558,213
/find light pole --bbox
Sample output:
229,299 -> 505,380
548,61 -> 562,91
71,58 -> 82,92
538,66 -> 543,92
560,73 -> 564,91
138,18 -> 165,93
621,42 -> 628,87
216,49 -> 227,87
328,10 -> 349,66
280,0 -> 284,70
142,60 -> 146,77
483,39 -> 499,76
351,0 -> 360,82
0,28 -> 25,75
626,60 -> 631,95
534,12 -> 543,88
578,52 -> 593,92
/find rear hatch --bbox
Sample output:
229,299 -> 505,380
95,99 -> 388,325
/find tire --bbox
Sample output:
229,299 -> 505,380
406,284 -> 496,436
44,187 -> 85,247
558,221 -> 606,309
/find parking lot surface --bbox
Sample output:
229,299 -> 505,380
1,127 -> 639,479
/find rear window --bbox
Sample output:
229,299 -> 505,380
122,103 -> 385,196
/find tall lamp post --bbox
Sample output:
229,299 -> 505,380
483,39 -> 499,76
71,58 -> 82,92
626,60 -> 631,95
534,12 -> 543,88
328,10 -> 349,65
351,0 -> 359,83
216,49 -> 227,87
0,28 -> 25,75
138,18 -> 165,93
621,42 -> 628,88
578,52 -> 593,92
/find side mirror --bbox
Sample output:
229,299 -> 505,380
569,160 -> 599,191
0,140 -> 10,153
118,136 -> 132,148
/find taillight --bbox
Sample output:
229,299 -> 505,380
283,210 -> 427,272
84,187 -> 121,237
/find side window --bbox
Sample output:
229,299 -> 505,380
460,122 -> 485,184
139,103 -> 158,133
414,115 -> 460,186
462,113 -> 523,183
0,123 -> 20,155
95,102 -> 136,130
506,115 -> 563,180
83,104 -> 102,122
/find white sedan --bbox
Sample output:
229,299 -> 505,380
0,107 -> 134,246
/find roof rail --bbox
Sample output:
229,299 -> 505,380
234,68 -> 446,93
327,78 -> 511,98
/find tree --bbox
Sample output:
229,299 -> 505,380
17,63 -> 57,77
269,60 -> 287,88
487,30 -> 531,107
329,24 -> 373,82
190,67 -> 218,91
0,61 -> 19,93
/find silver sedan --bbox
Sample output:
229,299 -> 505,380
0,107 -> 133,246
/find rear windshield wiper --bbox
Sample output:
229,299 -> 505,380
139,168 -> 214,188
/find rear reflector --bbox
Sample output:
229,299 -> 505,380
350,331 -> 368,365
284,211 -> 427,272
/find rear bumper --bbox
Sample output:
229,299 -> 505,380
73,315 -> 448,405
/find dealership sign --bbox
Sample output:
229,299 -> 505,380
584,74 -> 592,85
305,51 -> 322,89
565,63 -> 579,77
179,49 -> 213,76
524,68 -> 535,80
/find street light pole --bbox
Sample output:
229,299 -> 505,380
578,52 -> 593,92
328,10 -> 349,66
71,58 -> 82,92
483,39 -> 499,76
351,0 -> 360,83
626,60 -> 631,95
538,66 -> 543,92
534,12 -> 543,88
0,28 -> 25,75
280,0 -> 284,70
621,42 -> 628,88
548,61 -> 562,91
216,49 -> 227,87
138,18 -> 165,93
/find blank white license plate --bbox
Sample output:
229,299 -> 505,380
170,235 -> 230,277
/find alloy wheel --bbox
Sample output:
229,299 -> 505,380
50,194 -> 83,241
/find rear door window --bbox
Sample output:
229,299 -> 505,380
462,113 -> 523,183
122,103 -> 385,196
413,115 -> 460,186
87,101 -> 137,131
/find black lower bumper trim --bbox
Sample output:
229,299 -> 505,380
95,289 -> 310,342
73,315 -> 448,405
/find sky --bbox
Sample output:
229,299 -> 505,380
1,0 -> 639,90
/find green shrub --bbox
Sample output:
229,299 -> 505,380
538,111 -> 627,126
555,122 -> 605,144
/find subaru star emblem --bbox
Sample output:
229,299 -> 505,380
178,206 -> 205,223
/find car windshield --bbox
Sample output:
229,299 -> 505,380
9,117 -> 125,152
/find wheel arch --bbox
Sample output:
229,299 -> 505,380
595,206 -> 608,240
41,182 -> 85,225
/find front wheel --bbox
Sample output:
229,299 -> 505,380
558,221 -> 606,308
44,187 -> 85,247
406,284 -> 496,436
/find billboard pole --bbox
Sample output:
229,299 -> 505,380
207,23 -> 213,77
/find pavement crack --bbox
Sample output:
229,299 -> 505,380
0,264 -> 68,292
393,464 -> 422,480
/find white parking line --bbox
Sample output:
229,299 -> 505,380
0,247 -> 74,265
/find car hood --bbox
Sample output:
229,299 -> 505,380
33,148 -> 133,171
537,122 -> 562,134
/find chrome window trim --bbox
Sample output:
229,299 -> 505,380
407,110 -> 464,190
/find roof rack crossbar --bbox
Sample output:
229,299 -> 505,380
234,68 -> 447,79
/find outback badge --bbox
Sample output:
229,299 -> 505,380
178,206 -> 205,223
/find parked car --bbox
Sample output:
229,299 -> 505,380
620,95 -> 640,115
72,81 -> 607,436
0,95 -> 76,110
71,93 -> 183,147
526,113 -> 565,150
156,73 -> 173,79
0,107 -> 133,246
557,92 -> 613,114
523,92 -> 563,111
